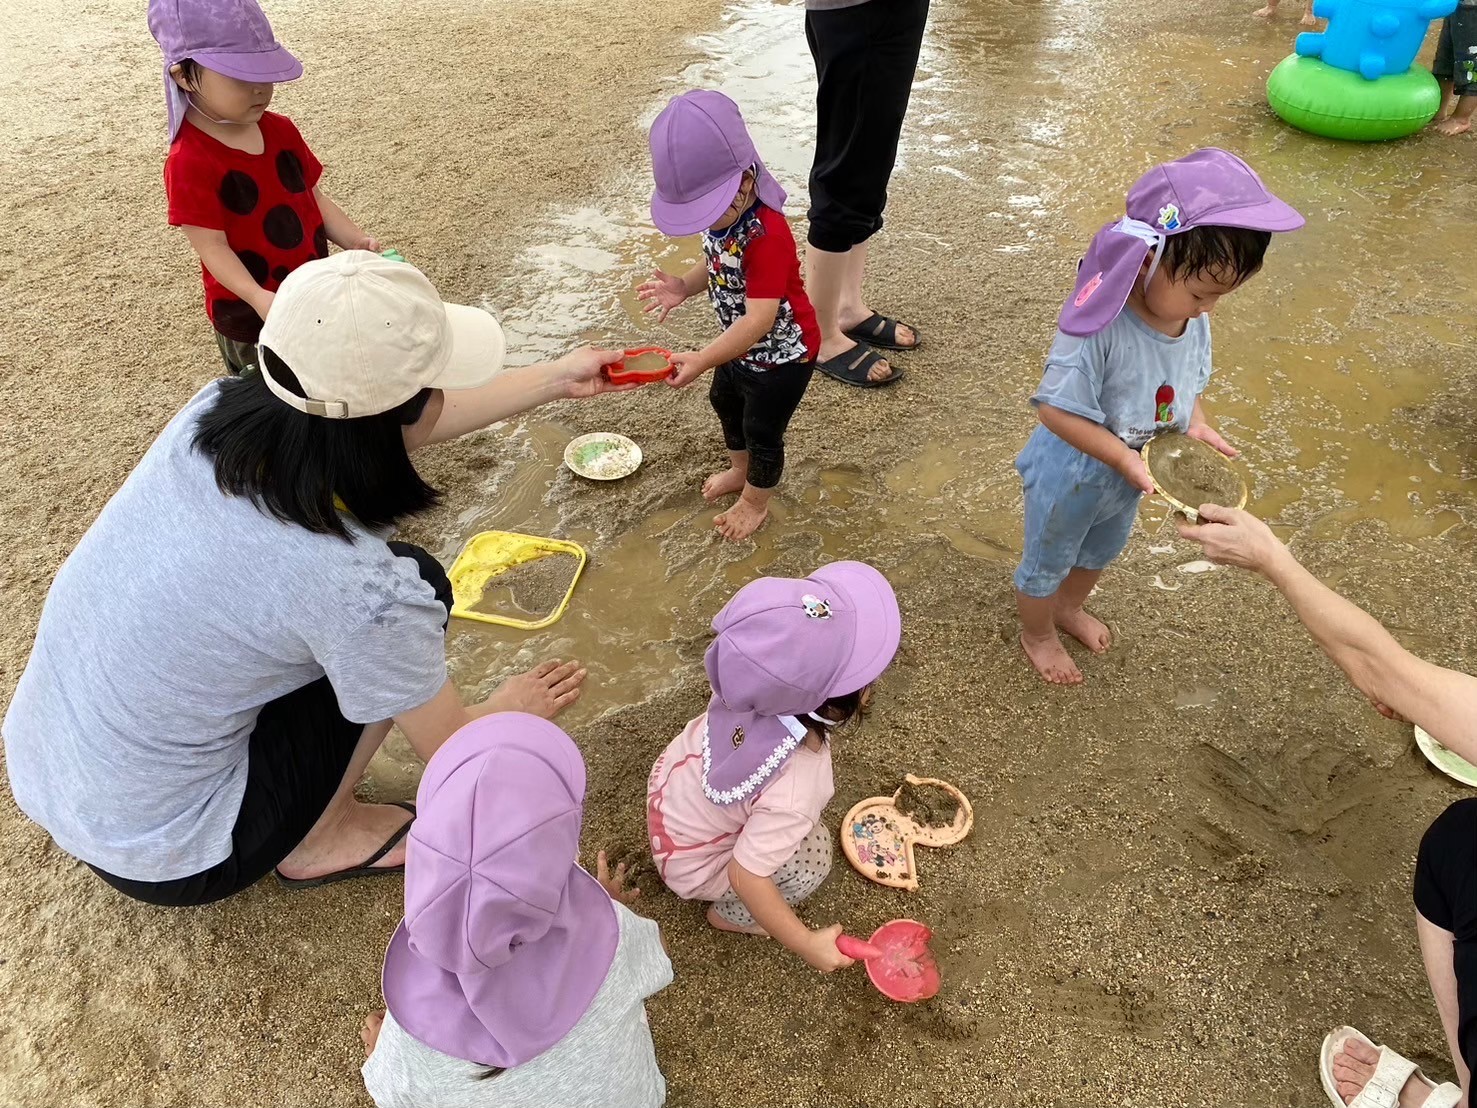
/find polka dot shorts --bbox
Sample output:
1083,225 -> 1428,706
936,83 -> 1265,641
711,822 -> 833,927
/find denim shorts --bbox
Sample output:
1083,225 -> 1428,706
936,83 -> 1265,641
1013,424 -> 1143,597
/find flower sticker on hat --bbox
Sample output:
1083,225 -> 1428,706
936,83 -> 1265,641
801,594 -> 832,620
1157,204 -> 1182,232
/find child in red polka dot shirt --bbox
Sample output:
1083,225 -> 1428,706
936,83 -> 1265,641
149,0 -> 380,375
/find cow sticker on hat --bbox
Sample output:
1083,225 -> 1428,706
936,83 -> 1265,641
801,594 -> 832,620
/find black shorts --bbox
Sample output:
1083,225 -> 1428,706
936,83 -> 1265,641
1413,797 -> 1477,1077
88,542 -> 452,907
1434,3 -> 1477,95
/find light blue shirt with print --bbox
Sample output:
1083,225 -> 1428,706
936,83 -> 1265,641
1030,307 -> 1212,449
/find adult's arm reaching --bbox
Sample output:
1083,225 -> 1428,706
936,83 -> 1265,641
1177,504 -> 1477,763
414,346 -> 631,449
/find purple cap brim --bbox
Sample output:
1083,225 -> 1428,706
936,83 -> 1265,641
191,43 -> 303,83
1197,195 -> 1305,234
810,561 -> 900,695
1056,223 -> 1153,338
651,167 -> 744,237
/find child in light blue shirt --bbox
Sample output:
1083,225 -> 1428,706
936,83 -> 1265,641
1014,149 -> 1304,685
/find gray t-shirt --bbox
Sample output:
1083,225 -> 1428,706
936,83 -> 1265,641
1031,308 -> 1213,449
362,904 -> 673,1108
2,384 -> 450,882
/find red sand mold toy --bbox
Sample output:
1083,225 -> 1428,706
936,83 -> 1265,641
836,919 -> 941,1003
604,347 -> 675,385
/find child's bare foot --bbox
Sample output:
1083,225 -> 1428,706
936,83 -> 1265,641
1299,9 -> 1318,24
715,491 -> 768,541
361,1010 -> 385,1058
1055,607 -> 1112,653
1020,631 -> 1083,685
1330,1038 -> 1434,1107
1252,3 -> 1277,16
1435,115 -> 1472,136
707,904 -> 769,935
702,466 -> 747,502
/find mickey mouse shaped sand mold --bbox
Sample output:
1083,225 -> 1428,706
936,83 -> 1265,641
842,775 -> 973,891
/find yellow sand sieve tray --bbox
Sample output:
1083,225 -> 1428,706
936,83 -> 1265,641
448,531 -> 587,631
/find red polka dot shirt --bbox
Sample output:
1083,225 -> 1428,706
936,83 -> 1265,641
165,112 -> 328,343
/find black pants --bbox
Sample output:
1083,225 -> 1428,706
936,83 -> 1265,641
805,0 -> 930,253
1434,2 -> 1477,96
88,542 -> 452,907
1413,797 -> 1477,1078
709,360 -> 814,490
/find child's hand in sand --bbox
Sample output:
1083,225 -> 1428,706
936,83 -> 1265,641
637,269 -> 690,322
1115,450 -> 1155,494
799,924 -> 856,974
596,850 -> 641,905
1187,422 -> 1239,458
666,351 -> 712,387
361,1010 -> 385,1058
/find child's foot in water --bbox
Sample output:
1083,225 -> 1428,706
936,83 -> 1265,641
1252,3 -> 1277,16
706,904 -> 768,936
1055,607 -> 1112,653
715,488 -> 769,541
703,466 -> 748,502
1020,631 -> 1083,685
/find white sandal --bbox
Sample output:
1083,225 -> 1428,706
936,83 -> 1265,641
1319,1026 -> 1462,1108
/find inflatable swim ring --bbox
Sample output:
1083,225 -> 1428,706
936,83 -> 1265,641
1267,54 -> 1442,140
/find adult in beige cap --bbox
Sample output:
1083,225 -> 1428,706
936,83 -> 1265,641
3,252 -> 629,906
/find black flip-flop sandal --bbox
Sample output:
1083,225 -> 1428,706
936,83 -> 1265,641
274,801 -> 416,890
815,344 -> 904,389
843,312 -> 922,352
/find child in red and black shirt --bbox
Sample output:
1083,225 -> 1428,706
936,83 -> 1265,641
149,0 -> 379,375
639,91 -> 820,543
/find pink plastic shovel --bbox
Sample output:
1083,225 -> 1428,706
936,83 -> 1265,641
835,919 -> 940,1003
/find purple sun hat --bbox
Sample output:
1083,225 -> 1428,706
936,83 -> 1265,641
148,0 -> 304,143
380,713 -> 618,1068
701,562 -> 900,806
649,90 -> 787,236
1058,148 -> 1304,337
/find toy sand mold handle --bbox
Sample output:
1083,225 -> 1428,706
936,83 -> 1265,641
901,775 -> 974,848
603,347 -> 675,385
835,935 -> 885,960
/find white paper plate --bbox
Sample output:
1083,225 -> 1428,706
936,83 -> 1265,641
564,433 -> 642,481
1415,725 -> 1477,787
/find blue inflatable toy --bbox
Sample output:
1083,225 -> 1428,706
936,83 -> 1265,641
1297,0 -> 1456,77
1267,0 -> 1457,139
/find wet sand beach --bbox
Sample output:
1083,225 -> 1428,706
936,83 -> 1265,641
2,0 -> 1475,1105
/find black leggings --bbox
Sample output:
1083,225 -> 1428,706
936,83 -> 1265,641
88,542 -> 452,907
805,0 -> 930,253
709,360 -> 814,490
1414,797 -> 1477,1077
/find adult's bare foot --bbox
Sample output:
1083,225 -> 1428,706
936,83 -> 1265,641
838,306 -> 918,350
1435,115 -> 1472,136
1020,631 -> 1083,685
703,466 -> 747,502
1331,1038 -> 1434,1107
1299,9 -> 1319,24
1252,3 -> 1277,16
715,491 -> 769,541
487,659 -> 587,718
816,336 -> 897,383
361,1010 -> 385,1058
707,904 -> 769,936
277,800 -> 413,882
1056,607 -> 1112,653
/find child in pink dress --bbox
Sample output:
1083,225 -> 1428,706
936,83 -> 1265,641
647,561 -> 900,973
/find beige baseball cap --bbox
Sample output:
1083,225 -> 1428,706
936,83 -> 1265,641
257,251 -> 506,419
